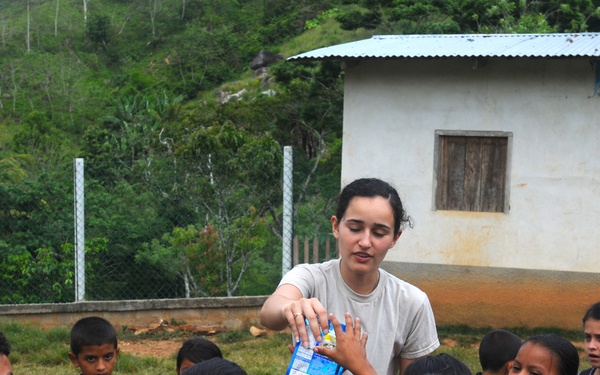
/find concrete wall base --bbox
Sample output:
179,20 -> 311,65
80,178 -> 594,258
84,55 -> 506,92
1,263 -> 597,331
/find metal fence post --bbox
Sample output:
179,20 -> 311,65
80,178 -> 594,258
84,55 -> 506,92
282,146 -> 293,275
74,158 -> 85,301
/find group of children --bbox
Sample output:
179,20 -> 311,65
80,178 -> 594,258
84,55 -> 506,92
0,301 -> 598,374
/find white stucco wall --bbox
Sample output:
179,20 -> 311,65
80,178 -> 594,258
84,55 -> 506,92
342,57 -> 600,273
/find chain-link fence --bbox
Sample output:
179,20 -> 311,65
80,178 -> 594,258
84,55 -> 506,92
0,147 -> 339,304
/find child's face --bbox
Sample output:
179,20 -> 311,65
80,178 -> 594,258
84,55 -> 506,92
0,354 -> 12,375
509,342 -> 560,375
178,358 -> 196,374
68,343 -> 119,375
584,318 -> 600,368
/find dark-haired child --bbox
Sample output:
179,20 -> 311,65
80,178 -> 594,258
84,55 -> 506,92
477,329 -> 522,375
0,331 -> 12,375
581,302 -> 600,375
176,337 -> 223,374
510,334 -> 579,375
68,316 -> 120,375
181,357 -> 246,375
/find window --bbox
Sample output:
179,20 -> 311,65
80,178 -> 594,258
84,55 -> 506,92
434,130 -> 511,213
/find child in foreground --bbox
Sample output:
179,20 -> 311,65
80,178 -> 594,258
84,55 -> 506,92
68,316 -> 120,375
181,357 -> 247,375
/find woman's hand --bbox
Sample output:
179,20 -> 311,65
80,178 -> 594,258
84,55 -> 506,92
283,296 -> 329,348
259,285 -> 328,348
314,313 -> 377,375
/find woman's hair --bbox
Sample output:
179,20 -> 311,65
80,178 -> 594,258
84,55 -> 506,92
523,334 -> 579,375
181,357 -> 247,375
335,178 -> 411,236
582,301 -> 600,325
404,353 -> 472,375
176,337 -> 223,372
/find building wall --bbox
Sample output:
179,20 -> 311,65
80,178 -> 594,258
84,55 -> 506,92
342,57 -> 600,273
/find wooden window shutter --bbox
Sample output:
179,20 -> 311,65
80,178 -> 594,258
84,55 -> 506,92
437,135 -> 507,212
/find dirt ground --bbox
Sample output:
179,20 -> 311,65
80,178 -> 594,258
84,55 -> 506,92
119,338 -> 186,358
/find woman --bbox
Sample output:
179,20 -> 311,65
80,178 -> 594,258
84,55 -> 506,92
260,178 -> 439,375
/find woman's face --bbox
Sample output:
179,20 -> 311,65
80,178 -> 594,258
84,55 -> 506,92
584,318 -> 600,368
509,343 -> 560,375
332,196 -> 400,278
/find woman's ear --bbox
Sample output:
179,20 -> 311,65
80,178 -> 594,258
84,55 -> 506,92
391,229 -> 402,248
331,216 -> 340,239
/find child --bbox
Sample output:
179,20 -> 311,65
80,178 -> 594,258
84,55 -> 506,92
0,331 -> 12,375
478,329 -> 522,375
260,178 -> 439,375
176,337 -> 223,374
581,302 -> 600,375
68,316 -> 120,375
181,357 -> 247,375
404,353 -> 472,375
509,334 -> 579,375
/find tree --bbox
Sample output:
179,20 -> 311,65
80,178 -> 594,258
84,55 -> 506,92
136,122 -> 283,296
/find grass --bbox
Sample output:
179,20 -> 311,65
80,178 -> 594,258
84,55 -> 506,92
0,321 -> 590,374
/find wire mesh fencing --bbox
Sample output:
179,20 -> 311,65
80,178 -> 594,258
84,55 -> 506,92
0,147 -> 338,304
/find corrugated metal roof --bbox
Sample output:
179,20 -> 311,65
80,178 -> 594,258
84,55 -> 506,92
287,33 -> 600,61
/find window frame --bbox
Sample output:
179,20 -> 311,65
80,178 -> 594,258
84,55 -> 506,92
433,130 -> 512,213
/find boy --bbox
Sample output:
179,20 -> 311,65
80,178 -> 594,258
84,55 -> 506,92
176,337 -> 222,374
68,316 -> 119,375
477,329 -> 522,375
0,332 -> 13,375
581,302 -> 600,375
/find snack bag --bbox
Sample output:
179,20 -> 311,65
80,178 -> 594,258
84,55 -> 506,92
285,319 -> 346,375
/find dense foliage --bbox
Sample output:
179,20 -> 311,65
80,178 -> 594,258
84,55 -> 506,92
1,0 -> 599,302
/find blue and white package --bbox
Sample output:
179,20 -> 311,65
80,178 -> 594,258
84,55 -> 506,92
285,319 -> 346,375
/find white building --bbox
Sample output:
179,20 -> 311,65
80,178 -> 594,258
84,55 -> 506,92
290,33 -> 600,328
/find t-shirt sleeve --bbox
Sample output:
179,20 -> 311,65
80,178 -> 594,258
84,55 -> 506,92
400,295 -> 440,359
278,264 -> 317,298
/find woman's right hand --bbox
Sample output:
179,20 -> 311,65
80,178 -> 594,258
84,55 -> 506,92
259,284 -> 328,348
282,296 -> 329,348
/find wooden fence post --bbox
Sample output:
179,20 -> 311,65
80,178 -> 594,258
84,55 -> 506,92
292,235 -> 335,266
303,236 -> 309,264
293,235 -> 299,266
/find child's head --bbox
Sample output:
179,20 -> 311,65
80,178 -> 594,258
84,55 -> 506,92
181,357 -> 247,375
176,337 -> 223,374
479,329 -> 522,374
68,316 -> 119,375
0,332 -> 12,375
509,334 -> 579,375
404,353 -> 472,375
335,178 -> 410,237
583,301 -> 600,369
